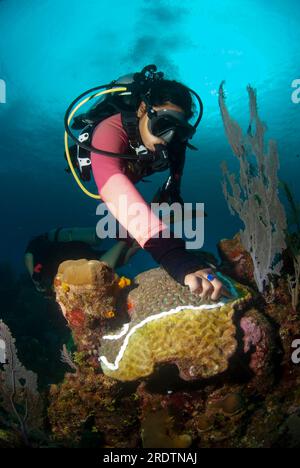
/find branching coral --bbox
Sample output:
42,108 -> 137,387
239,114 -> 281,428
60,344 -> 78,373
0,320 -> 43,446
219,82 -> 287,292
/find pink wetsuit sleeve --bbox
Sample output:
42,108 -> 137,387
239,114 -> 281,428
91,114 -> 167,247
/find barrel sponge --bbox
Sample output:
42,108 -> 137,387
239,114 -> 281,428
57,259 -> 114,286
55,259 -> 118,319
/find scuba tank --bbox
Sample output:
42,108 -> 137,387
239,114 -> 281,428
71,66 -> 164,130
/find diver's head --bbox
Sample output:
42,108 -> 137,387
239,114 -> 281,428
136,79 -> 195,152
137,101 -> 184,152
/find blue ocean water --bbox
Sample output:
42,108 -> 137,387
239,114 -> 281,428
0,0 -> 299,278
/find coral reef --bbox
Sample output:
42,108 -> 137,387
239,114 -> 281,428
10,237 -> 299,448
1,197 -> 299,449
42,237 -> 300,448
48,257 -> 279,447
53,259 -> 273,384
218,233 -> 255,287
141,408 -> 192,449
48,369 -> 140,447
0,427 -> 23,448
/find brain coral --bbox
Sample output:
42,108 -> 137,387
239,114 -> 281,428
99,268 -> 253,382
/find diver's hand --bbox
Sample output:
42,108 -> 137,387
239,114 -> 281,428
184,268 -> 231,301
138,110 -> 167,152
143,134 -> 167,153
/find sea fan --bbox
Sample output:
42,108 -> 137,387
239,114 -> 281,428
0,320 -> 43,446
219,82 -> 287,292
60,344 -> 78,373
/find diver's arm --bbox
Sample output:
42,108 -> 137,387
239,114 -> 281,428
91,114 -> 167,245
99,173 -> 212,287
91,114 -> 214,290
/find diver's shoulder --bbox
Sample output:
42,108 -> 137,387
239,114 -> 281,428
94,113 -> 125,134
92,113 -> 128,146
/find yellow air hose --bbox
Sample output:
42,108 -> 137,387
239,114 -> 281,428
64,87 -> 128,199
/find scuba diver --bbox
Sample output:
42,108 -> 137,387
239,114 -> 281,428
64,65 -> 230,301
24,227 -> 138,295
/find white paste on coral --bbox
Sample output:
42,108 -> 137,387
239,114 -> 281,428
99,302 -> 225,371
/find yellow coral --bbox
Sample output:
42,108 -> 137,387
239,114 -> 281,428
104,310 -> 115,319
61,282 -> 70,293
118,276 -> 131,289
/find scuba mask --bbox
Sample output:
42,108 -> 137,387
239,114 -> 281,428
147,108 -> 196,144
